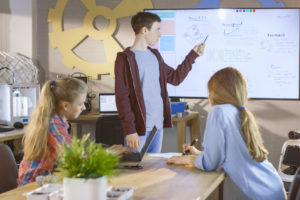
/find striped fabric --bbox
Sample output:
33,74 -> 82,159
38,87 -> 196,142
18,113 -> 72,186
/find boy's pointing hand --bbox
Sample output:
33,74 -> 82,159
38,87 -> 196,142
193,43 -> 205,56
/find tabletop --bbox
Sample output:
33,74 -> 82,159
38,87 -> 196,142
0,154 -> 225,200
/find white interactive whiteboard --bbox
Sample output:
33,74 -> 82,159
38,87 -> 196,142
145,9 -> 299,99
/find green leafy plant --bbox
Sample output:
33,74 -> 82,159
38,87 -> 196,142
56,134 -> 119,179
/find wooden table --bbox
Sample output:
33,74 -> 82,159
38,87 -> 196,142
110,154 -> 225,200
0,182 -> 39,200
0,128 -> 25,143
0,154 -> 225,200
69,112 -> 200,152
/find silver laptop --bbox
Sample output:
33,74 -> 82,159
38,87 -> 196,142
99,93 -> 118,115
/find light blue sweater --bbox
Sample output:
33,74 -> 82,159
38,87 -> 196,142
196,104 -> 285,200
131,49 -> 164,131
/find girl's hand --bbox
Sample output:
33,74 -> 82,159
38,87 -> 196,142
166,155 -> 197,166
183,144 -> 202,155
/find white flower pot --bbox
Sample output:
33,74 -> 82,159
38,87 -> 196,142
63,176 -> 107,200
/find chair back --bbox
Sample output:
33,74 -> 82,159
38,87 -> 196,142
278,139 -> 300,183
288,167 -> 300,200
0,144 -> 18,193
95,115 -> 124,146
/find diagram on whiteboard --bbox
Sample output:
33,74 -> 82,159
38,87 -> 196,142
223,22 -> 243,37
146,9 -> 299,99
184,25 -> 206,44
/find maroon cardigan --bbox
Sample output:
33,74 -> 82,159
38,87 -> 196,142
114,47 -> 199,136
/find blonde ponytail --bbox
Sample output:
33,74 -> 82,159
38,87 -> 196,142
240,109 -> 268,162
23,81 -> 54,160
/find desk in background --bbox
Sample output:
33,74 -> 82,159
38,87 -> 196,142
0,154 -> 225,200
0,128 -> 25,143
69,112 -> 200,152
0,128 -> 26,163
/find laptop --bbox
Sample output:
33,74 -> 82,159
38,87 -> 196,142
99,93 -> 118,115
121,126 -> 157,169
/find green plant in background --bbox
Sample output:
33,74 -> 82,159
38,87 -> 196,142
56,134 -> 119,179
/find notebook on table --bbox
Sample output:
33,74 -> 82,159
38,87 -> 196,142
121,126 -> 157,169
99,93 -> 118,115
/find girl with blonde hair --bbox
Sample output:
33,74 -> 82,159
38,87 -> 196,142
18,77 -> 87,185
167,67 -> 285,200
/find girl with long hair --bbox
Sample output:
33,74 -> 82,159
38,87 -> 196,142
167,67 -> 285,200
18,77 -> 87,185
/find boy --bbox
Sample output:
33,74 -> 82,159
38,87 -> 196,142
114,11 -> 205,152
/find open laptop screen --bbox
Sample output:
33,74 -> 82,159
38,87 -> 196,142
99,93 -> 118,114
121,126 -> 157,163
139,126 -> 157,159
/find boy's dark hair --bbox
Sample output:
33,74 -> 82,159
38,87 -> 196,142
131,12 -> 161,34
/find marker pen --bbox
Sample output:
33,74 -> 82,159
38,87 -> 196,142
203,35 -> 208,43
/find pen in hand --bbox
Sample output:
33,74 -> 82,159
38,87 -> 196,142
182,138 -> 198,155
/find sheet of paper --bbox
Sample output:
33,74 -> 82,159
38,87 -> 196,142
148,152 -> 182,159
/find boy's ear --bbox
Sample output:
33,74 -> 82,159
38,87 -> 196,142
140,26 -> 147,34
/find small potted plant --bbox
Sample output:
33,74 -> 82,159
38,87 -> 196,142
56,134 -> 119,200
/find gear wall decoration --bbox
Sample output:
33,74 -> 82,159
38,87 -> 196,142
48,0 -> 153,78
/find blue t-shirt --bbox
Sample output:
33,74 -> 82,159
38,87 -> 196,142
131,48 -> 164,131
196,104 -> 285,200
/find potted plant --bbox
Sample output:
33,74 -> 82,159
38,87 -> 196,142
56,134 -> 119,200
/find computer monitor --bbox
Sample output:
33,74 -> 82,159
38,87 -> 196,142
99,93 -> 118,114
